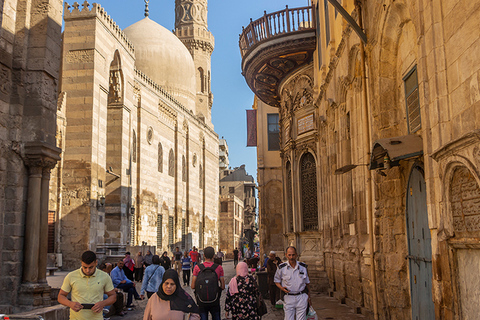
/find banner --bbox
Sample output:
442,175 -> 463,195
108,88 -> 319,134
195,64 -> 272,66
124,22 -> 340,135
246,109 -> 257,147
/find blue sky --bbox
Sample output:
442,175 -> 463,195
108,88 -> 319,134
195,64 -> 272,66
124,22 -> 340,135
81,0 -> 309,180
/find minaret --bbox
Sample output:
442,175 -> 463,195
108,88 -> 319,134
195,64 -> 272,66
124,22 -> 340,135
174,0 -> 214,126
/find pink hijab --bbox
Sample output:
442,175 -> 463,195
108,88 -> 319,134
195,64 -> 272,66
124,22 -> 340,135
228,262 -> 249,295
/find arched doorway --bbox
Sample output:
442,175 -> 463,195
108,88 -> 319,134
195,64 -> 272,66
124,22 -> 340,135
406,166 -> 434,320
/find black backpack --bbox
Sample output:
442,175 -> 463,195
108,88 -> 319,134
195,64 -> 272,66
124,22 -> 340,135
195,263 -> 220,305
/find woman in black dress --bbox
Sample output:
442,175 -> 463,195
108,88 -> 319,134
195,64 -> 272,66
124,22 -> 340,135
225,262 -> 261,319
160,251 -> 171,270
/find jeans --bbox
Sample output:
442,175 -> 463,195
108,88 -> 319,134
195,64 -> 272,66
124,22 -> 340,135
117,282 -> 139,306
199,303 -> 221,320
182,269 -> 191,285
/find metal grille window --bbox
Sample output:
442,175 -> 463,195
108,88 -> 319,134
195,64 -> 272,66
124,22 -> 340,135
157,214 -> 163,250
404,66 -> 421,133
301,153 -> 318,231
168,216 -> 174,249
229,187 -> 235,194
286,162 -> 294,233
267,114 -> 280,151
181,219 -> 186,250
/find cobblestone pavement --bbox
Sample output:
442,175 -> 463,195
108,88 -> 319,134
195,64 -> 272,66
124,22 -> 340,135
104,260 -> 366,320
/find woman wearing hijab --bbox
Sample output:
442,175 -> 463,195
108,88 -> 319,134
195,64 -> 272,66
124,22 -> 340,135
143,269 -> 200,320
160,251 -> 171,270
123,252 -> 135,281
225,262 -> 261,319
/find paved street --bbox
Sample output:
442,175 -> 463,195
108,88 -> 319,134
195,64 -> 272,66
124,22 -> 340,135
49,260 -> 366,319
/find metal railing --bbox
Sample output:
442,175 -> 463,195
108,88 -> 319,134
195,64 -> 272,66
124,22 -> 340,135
239,5 -> 315,58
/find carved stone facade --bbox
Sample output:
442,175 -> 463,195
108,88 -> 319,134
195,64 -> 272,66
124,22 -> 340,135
0,0 -> 63,312
243,0 -> 480,319
49,1 -> 219,271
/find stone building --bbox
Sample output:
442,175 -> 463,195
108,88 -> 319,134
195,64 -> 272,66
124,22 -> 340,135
49,0 -> 219,270
219,165 -> 256,256
249,97 -> 284,258
0,0 -> 63,312
241,1 -> 480,319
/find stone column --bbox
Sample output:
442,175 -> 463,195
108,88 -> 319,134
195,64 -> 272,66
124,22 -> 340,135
23,165 -> 43,284
38,166 -> 53,283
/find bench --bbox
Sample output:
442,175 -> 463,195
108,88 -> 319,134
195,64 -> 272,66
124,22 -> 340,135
47,267 -> 58,276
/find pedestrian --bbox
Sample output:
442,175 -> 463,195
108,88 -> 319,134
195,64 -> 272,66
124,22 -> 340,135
173,247 -> 183,275
143,269 -> 200,320
214,249 -> 223,265
267,251 -> 282,306
274,246 -> 311,320
233,248 -> 239,269
190,246 -> 199,268
140,255 -> 165,299
225,262 -> 261,320
123,252 -> 135,281
144,250 -> 153,267
134,251 -> 145,282
111,260 -> 143,309
99,263 -> 126,318
182,250 -> 192,286
191,246 -> 225,320
58,250 -> 116,320
160,251 -> 171,270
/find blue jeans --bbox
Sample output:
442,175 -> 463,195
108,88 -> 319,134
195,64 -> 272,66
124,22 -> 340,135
199,304 -> 221,320
117,282 -> 139,306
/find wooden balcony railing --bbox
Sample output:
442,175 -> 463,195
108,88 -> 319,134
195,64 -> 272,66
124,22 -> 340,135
239,5 -> 316,58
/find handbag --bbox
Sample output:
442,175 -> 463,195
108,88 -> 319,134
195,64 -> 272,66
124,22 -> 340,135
252,276 -> 267,316
256,293 -> 268,316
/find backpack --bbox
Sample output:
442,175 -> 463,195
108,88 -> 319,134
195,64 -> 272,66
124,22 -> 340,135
195,263 -> 220,305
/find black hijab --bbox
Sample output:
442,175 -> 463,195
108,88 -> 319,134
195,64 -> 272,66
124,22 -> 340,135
156,269 -> 199,313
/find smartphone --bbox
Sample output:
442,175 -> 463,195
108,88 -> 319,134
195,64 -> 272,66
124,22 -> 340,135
81,303 -> 95,309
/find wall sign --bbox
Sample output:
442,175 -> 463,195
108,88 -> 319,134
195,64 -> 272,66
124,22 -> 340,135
297,113 -> 314,135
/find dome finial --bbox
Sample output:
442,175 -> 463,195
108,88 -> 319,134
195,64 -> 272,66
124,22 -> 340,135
144,0 -> 149,17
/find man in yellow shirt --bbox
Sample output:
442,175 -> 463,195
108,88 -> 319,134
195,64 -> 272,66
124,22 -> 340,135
58,251 -> 116,320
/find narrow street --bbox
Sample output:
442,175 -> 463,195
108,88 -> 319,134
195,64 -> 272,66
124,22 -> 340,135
104,260 -> 365,320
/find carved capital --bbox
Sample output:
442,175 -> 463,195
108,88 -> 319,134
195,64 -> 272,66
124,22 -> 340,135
24,142 -> 61,170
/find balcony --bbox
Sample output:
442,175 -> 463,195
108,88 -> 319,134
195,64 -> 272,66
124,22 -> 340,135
239,5 -> 316,107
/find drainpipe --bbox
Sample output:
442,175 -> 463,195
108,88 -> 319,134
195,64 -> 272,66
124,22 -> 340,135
356,1 -> 378,319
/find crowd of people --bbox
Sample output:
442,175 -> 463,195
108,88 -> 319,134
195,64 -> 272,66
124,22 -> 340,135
57,245 -> 312,320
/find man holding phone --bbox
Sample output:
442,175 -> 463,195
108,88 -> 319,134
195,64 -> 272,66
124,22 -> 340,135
58,251 -> 116,319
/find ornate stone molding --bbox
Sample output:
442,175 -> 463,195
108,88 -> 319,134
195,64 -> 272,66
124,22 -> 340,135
24,142 -> 61,169
431,130 -> 480,162
181,39 -> 214,55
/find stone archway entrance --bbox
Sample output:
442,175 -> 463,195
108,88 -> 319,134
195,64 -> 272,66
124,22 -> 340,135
406,166 -> 434,320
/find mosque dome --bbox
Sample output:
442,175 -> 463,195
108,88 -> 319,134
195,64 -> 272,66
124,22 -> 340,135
124,17 -> 196,110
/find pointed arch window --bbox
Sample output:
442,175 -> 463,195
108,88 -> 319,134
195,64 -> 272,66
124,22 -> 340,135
168,149 -> 175,177
158,143 -> 163,172
198,67 -> 205,93
182,155 -> 186,182
300,152 -> 318,231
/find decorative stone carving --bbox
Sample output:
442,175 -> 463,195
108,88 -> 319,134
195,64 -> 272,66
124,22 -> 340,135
300,152 -> 318,231
108,70 -> 122,104
147,127 -> 153,144
0,65 -> 11,94
450,166 -> 480,234
175,0 -> 207,25
66,49 -> 94,63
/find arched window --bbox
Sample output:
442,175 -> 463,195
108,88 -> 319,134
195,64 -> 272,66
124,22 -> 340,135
182,155 -> 186,182
158,143 -> 163,172
198,67 -> 205,93
300,152 -> 318,231
168,149 -> 175,177
286,161 -> 293,232
132,130 -> 137,163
